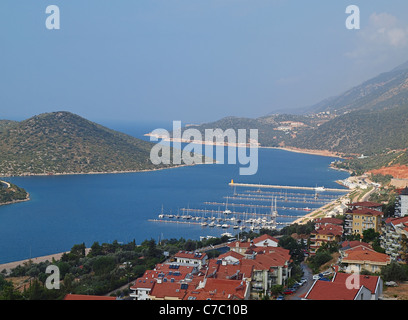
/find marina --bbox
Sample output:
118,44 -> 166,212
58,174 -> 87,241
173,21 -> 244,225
150,181 -> 348,233
0,144 -> 350,264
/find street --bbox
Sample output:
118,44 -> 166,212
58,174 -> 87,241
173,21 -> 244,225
285,262 -> 314,300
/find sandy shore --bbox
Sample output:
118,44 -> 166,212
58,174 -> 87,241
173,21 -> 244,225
0,248 -> 91,273
263,146 -> 343,158
0,252 -> 68,274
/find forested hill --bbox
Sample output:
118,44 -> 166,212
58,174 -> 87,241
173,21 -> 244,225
0,112 -> 173,176
183,60 -> 408,173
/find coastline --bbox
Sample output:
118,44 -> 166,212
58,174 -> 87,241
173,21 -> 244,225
0,249 -> 91,273
0,195 -> 30,207
0,143 -> 342,178
262,146 -> 343,159
290,193 -> 350,225
145,133 -> 342,158
0,180 -> 31,206
0,163 -> 194,178
0,252 -> 69,273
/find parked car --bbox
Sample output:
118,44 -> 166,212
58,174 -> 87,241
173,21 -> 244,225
283,288 -> 294,295
313,273 -> 323,280
276,295 -> 285,300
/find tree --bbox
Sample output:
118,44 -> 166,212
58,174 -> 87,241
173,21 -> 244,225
382,262 -> 408,282
362,229 -> 379,243
279,235 -> 304,263
92,256 -> 116,276
89,241 -> 103,257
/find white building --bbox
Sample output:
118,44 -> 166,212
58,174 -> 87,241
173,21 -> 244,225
396,187 -> 408,217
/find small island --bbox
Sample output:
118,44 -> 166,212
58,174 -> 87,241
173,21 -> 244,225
0,180 -> 30,205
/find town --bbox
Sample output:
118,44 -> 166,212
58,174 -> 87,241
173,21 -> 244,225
60,180 -> 408,301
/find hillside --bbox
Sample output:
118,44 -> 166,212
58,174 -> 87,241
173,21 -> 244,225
184,60 -> 408,175
0,112 -> 174,176
305,62 -> 408,114
288,104 -> 408,155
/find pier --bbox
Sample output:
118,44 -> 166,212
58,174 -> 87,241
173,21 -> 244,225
229,182 -> 349,193
204,201 -> 315,212
148,181 -> 348,233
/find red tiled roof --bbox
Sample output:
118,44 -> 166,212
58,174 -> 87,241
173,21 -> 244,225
340,240 -> 372,249
227,240 -> 253,248
174,251 -> 207,260
253,234 -> 279,245
314,218 -> 343,225
202,278 -> 247,300
64,294 -> 116,300
312,225 -> 343,237
342,247 -> 390,264
332,273 -> 380,294
386,216 -> 408,227
302,280 -> 361,300
350,208 -> 384,217
348,201 -> 382,208
131,276 -> 156,290
241,248 -> 290,270
217,251 -> 244,260
149,281 -> 189,299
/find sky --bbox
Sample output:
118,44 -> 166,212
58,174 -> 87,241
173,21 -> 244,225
1,0 -> 408,125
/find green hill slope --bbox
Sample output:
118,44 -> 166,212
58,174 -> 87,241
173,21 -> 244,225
0,112 -> 173,176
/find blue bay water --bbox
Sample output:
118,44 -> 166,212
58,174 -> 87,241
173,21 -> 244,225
0,123 -> 349,264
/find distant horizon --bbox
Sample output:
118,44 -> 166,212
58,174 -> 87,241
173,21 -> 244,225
2,1 -> 408,124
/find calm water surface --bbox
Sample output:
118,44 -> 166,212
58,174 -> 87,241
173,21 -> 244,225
0,123 -> 349,263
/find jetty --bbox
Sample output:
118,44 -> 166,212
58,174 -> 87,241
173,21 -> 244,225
229,182 -> 349,193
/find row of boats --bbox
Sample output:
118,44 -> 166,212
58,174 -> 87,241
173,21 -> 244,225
158,197 -> 279,230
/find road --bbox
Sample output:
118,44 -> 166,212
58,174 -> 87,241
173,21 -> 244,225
285,262 -> 314,300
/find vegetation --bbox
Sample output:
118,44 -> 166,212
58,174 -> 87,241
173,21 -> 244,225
307,242 -> 339,274
0,234 -> 237,300
187,61 -> 408,173
0,181 -> 28,204
0,111 -> 177,176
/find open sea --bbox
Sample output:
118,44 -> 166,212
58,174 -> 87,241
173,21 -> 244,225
0,122 -> 349,264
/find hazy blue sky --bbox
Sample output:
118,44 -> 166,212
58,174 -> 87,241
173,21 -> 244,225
1,1 -> 408,124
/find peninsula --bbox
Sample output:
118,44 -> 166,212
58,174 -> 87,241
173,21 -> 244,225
0,112 -> 178,177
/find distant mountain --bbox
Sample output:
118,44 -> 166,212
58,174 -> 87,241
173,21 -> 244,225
186,60 -> 408,174
306,60 -> 408,115
0,112 -> 174,176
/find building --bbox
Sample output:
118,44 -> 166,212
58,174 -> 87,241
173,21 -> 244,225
347,201 -> 383,212
252,234 -> 279,247
64,294 -> 117,300
173,251 -> 208,268
130,234 -> 292,300
332,272 -> 383,300
130,273 -> 156,300
184,278 -> 250,300
227,234 -> 279,254
339,246 -> 391,274
314,217 -> 344,229
309,224 -> 343,255
241,247 -> 291,294
149,281 -> 191,300
129,264 -> 199,300
395,187 -> 408,217
301,272 -> 382,300
350,208 -> 384,236
380,216 -> 408,261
